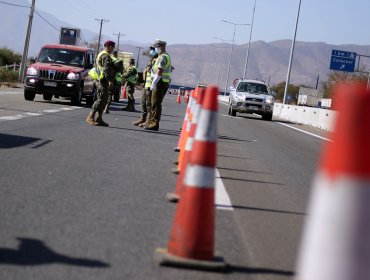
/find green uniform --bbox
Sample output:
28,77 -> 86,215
92,50 -> 115,114
141,59 -> 156,121
146,52 -> 171,129
122,65 -> 137,111
105,56 -> 123,112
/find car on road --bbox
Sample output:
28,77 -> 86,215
228,79 -> 274,121
24,44 -> 97,106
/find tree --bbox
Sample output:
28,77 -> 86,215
321,70 -> 368,98
271,81 -> 300,104
0,48 -> 21,66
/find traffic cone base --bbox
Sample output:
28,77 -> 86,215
155,248 -> 226,272
296,173 -> 370,280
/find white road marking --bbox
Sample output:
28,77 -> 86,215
0,107 -> 81,123
277,122 -> 332,142
220,113 -> 243,119
215,169 -> 233,210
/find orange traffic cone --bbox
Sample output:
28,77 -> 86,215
295,81 -> 370,280
172,89 -> 197,174
167,88 -> 205,202
121,86 -> 127,99
174,90 -> 194,152
156,86 -> 226,271
176,90 -> 181,104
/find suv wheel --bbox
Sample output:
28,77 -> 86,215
71,86 -> 83,106
24,89 -> 36,101
262,112 -> 273,121
43,93 -> 53,101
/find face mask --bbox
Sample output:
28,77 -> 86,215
155,47 -> 162,54
149,50 -> 157,57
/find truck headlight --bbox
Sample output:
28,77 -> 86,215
26,67 -> 38,76
264,96 -> 274,104
67,72 -> 79,80
235,92 -> 245,101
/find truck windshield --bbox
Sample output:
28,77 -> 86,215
237,82 -> 270,94
38,48 -> 85,67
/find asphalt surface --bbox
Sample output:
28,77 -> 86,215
0,88 -> 329,279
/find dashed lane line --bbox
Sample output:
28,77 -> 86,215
0,106 -> 83,122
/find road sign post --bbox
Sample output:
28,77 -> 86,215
329,49 -> 357,72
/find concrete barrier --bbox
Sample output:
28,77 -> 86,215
273,103 -> 336,131
217,96 -> 336,131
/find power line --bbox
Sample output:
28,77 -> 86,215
0,1 -> 29,8
34,9 -> 59,32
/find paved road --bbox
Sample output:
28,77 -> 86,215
0,88 -> 329,279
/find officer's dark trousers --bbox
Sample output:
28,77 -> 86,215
148,80 -> 169,128
141,88 -> 152,121
92,78 -> 110,114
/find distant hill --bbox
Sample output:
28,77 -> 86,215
1,1 -> 370,88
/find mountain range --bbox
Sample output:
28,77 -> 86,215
1,1 -> 370,89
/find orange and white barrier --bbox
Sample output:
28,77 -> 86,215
156,86 -> 225,271
167,88 -> 205,202
295,82 -> 370,280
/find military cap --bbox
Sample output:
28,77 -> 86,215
104,40 -> 116,47
129,58 -> 135,64
153,39 -> 167,47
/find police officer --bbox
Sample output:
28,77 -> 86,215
132,47 -> 158,127
145,39 -> 171,131
86,40 -> 116,126
121,58 -> 137,112
104,51 -> 123,114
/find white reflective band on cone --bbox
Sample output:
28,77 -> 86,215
185,137 -> 194,151
195,109 -> 217,142
184,165 -> 215,189
296,173 -> 370,280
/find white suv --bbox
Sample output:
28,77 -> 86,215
228,79 -> 274,121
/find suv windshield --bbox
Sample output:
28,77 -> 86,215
38,48 -> 85,67
237,82 -> 270,95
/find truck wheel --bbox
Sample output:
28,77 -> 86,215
24,90 -> 36,101
71,86 -> 83,106
262,112 -> 273,121
43,93 -> 53,101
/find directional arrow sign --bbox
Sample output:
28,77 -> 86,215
329,49 -> 356,72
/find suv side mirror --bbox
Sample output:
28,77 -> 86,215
271,91 -> 276,96
229,86 -> 235,91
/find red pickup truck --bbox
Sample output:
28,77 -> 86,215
24,44 -> 96,106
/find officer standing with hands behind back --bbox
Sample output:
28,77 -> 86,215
86,40 -> 116,127
145,39 -> 171,131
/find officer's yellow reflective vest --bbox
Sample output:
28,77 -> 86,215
88,67 -> 99,80
145,59 -> 156,89
126,66 -> 137,85
95,50 -> 110,80
152,52 -> 171,83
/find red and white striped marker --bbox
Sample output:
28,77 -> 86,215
295,82 -> 370,280
174,90 -> 194,152
156,86 -> 225,270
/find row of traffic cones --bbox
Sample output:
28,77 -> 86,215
156,80 -> 370,277
156,85 -> 226,270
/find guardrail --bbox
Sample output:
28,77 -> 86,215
217,95 -> 336,131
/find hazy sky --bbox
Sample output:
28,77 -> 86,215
13,0 -> 370,46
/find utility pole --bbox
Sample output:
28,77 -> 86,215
283,0 -> 302,104
243,0 -> 256,79
135,46 -> 142,69
95,18 -> 109,54
19,0 -> 36,82
113,32 -> 125,52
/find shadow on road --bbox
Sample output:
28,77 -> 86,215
217,154 -> 250,160
226,264 -> 294,276
0,133 -> 40,149
217,166 -> 272,175
219,176 -> 284,186
217,204 -> 305,216
109,125 -> 180,137
0,238 -> 109,268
